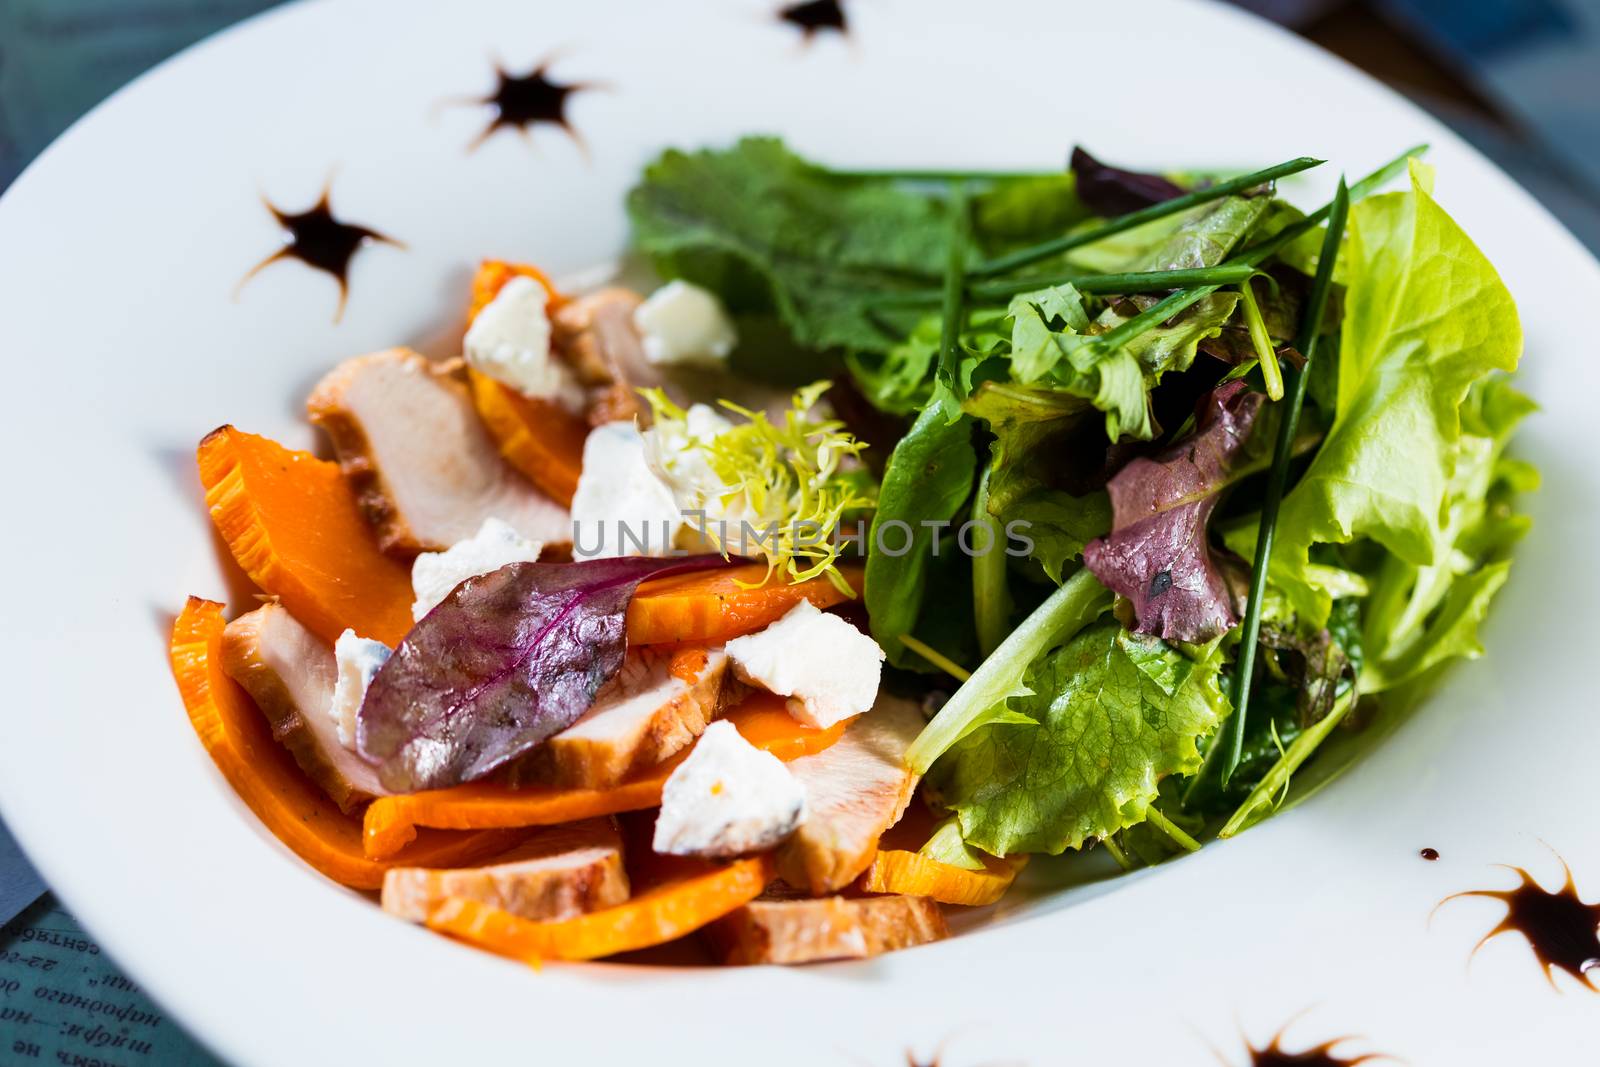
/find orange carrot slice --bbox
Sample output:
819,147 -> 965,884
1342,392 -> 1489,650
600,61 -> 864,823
627,564 -> 862,646
170,597 -> 523,889
728,691 -> 854,761
363,698 -> 847,860
197,426 -> 414,647
859,849 -> 1027,907
467,259 -> 567,320
467,369 -> 587,508
465,262 -> 587,505
428,856 -> 773,963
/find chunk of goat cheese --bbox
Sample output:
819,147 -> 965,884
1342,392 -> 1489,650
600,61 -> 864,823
653,720 -> 807,858
641,403 -> 739,549
464,275 -> 586,411
633,280 -> 738,368
410,517 -> 543,620
724,601 -> 885,728
329,630 -> 392,750
570,422 -> 684,559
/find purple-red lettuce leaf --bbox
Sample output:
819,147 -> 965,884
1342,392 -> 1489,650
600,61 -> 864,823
358,555 -> 732,792
1070,147 -> 1186,217
1083,381 -> 1264,642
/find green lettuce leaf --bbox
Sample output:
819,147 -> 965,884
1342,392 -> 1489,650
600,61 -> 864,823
627,138 -> 954,352
973,174 -> 1091,251
936,621 -> 1228,854
1008,283 -> 1091,383
1358,377 -> 1536,692
865,404 -> 978,667
963,381 -> 1110,582
1135,195 -> 1270,271
844,317 -> 940,415
1263,161 -> 1524,622
1063,194 -> 1264,275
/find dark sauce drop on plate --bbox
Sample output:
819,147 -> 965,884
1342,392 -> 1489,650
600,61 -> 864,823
1420,847 -> 1439,861
462,65 -> 591,152
1442,860 -> 1600,990
238,190 -> 400,321
1243,1032 -> 1384,1066
778,0 -> 847,39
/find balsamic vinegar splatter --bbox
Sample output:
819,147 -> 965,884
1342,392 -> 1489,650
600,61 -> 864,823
1242,1031 -> 1384,1066
778,0 -> 847,39
1420,847 -> 1439,861
1442,860 -> 1600,990
238,190 -> 401,321
459,65 -> 592,152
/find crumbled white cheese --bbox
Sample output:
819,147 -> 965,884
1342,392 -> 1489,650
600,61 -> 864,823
641,403 -> 739,546
724,600 -> 885,728
463,275 -> 585,411
633,280 -> 738,368
570,422 -> 684,559
410,517 -> 543,620
329,630 -> 391,750
653,720 -> 807,857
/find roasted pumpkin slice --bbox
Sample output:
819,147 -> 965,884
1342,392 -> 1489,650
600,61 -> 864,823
198,426 -> 414,646
170,597 -> 521,889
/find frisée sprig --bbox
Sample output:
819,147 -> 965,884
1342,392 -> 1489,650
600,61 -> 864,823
641,383 -> 874,595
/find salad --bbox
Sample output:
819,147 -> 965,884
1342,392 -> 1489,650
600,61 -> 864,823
170,137 -> 1531,967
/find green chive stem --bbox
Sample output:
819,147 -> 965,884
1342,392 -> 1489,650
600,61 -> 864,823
1219,690 -> 1356,837
906,569 -> 1110,773
861,265 -> 1258,309
974,156 -> 1324,277
971,467 -> 1011,658
938,182 -> 971,399
1217,178 -> 1351,786
1144,805 -> 1202,853
1237,278 -> 1284,400
899,634 -> 972,683
1101,835 -> 1133,871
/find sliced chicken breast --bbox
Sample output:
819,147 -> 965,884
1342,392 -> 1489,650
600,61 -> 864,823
307,347 -> 571,553
776,695 -> 924,894
553,288 -> 792,426
552,288 -> 655,425
515,648 -> 739,789
711,893 -> 949,965
381,818 -> 629,923
220,602 -> 386,813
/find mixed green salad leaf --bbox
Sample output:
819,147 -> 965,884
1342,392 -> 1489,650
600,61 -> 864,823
627,137 -> 1534,866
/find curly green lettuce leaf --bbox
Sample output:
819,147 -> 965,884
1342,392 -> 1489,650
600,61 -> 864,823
1263,161 -> 1523,623
1008,283 -> 1091,383
627,137 -> 955,352
1055,294 -> 1239,440
935,621 -> 1228,855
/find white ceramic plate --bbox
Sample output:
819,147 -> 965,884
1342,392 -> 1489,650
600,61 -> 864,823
2,1 -> 1597,1063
